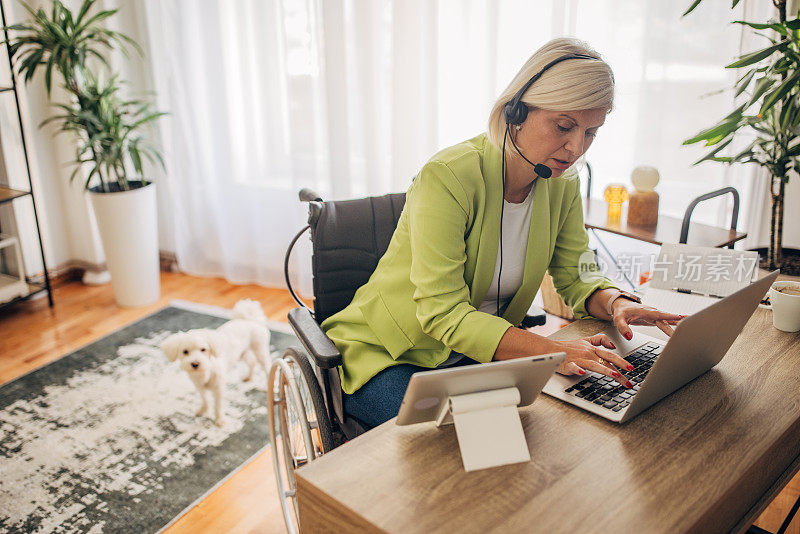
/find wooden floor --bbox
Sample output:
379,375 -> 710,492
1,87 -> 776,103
0,272 -> 292,534
0,271 -> 797,533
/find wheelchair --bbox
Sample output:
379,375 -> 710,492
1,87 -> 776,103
267,187 -> 547,533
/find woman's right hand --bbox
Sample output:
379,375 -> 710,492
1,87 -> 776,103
550,334 -> 634,389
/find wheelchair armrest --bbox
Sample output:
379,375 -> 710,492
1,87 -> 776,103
288,307 -> 342,369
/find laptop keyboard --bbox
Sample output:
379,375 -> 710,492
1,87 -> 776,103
564,342 -> 663,412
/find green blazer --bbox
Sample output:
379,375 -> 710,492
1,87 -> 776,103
322,133 -> 618,394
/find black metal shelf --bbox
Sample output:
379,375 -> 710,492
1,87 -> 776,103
0,282 -> 48,312
0,0 -> 53,308
0,185 -> 32,205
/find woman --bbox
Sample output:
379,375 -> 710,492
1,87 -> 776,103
322,37 -> 684,429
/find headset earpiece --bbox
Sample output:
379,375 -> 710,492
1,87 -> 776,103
503,100 -> 529,126
503,52 -> 599,129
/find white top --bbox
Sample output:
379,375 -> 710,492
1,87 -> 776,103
478,186 -> 535,316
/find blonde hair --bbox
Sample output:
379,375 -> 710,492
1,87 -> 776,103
487,38 -> 614,152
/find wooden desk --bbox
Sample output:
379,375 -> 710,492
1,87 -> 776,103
583,198 -> 747,248
295,309 -> 800,533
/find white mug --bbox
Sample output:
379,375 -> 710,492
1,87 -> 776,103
768,281 -> 800,332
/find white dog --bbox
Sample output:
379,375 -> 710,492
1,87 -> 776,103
161,299 -> 272,426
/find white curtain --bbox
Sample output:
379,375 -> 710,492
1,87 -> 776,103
141,0 -> 769,293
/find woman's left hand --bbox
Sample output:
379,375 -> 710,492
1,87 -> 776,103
610,299 -> 686,340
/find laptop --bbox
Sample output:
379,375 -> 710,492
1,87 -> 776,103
542,270 -> 779,423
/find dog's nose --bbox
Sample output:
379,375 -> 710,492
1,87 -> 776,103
191,362 -> 199,369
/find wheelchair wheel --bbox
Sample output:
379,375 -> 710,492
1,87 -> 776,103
267,347 -> 334,533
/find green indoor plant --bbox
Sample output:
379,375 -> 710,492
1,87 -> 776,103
41,72 -> 165,192
682,0 -> 800,273
5,0 -> 164,192
4,0 -> 166,306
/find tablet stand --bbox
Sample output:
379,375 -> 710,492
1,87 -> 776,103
435,386 -> 530,471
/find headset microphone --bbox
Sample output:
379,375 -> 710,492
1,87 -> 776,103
534,163 -> 552,179
505,123 -> 553,179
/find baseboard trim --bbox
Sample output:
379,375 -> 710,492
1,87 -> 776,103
32,261 -> 87,288
33,251 -> 179,288
160,251 -> 179,272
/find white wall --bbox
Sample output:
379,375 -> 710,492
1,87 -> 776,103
3,0 -> 798,278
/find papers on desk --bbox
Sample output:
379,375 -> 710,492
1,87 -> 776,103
640,243 -> 759,315
642,286 -> 719,315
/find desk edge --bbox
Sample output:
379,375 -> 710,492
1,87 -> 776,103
296,470 -> 388,533
730,450 -> 800,534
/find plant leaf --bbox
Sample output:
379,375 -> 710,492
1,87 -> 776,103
735,69 -> 756,97
760,69 -> 800,115
748,76 -> 777,107
682,0 -> 703,17
683,117 -> 741,145
779,95 -> 798,129
733,20 -> 788,36
726,41 -> 787,69
693,137 -> 734,165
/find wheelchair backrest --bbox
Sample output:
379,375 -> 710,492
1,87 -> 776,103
310,193 -> 406,324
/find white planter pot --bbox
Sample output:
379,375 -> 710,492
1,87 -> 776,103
89,182 -> 160,307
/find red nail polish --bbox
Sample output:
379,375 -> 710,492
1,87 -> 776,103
626,381 -> 634,388
610,342 -> 616,349
578,369 -> 586,375
625,332 -> 633,340
612,371 -> 621,378
627,364 -> 634,371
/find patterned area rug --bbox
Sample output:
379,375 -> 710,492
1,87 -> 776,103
0,301 -> 298,533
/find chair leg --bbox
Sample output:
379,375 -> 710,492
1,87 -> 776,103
777,493 -> 800,534
589,228 -> 638,292
745,493 -> 800,534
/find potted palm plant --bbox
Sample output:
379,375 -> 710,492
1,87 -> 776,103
5,0 -> 166,306
682,0 -> 800,275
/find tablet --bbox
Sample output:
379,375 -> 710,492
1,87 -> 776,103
396,353 -> 565,426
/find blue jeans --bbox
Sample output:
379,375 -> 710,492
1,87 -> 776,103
343,356 -> 478,429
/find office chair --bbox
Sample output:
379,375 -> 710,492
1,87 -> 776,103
268,187 -> 547,533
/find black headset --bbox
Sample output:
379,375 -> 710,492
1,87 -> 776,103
495,53 -> 600,317
503,53 -> 600,126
